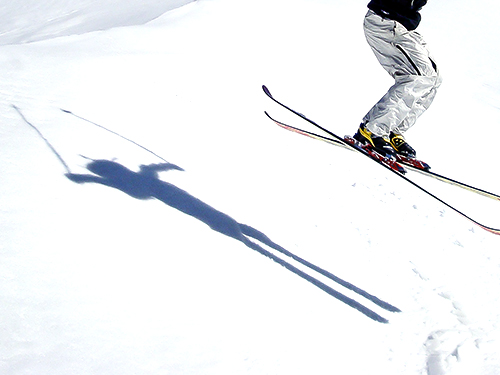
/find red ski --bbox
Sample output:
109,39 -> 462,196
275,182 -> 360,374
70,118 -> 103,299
263,85 -> 500,235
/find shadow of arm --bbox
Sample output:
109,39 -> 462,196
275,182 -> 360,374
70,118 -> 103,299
65,173 -> 103,184
139,163 -> 184,177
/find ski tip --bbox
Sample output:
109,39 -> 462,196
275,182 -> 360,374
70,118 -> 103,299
264,111 -> 280,124
262,85 -> 272,98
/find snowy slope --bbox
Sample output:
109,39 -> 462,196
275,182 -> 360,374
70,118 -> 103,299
0,0 -> 195,45
1,0 -> 500,374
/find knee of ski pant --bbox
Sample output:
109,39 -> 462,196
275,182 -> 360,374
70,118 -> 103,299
422,60 -> 442,89
403,73 -> 442,95
419,73 -> 442,93
434,70 -> 443,89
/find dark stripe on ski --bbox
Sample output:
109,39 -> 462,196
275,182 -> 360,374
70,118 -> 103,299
262,86 -> 405,174
263,85 -> 500,235
266,112 -> 500,202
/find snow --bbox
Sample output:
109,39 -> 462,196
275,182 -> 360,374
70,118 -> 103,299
1,0 -> 500,374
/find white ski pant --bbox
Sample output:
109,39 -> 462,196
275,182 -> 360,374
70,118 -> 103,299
362,10 -> 442,137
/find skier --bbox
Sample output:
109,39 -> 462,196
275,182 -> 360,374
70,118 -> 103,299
354,0 -> 442,158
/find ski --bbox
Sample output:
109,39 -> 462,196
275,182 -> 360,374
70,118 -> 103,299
262,87 -> 406,175
262,85 -> 500,235
265,111 -> 500,203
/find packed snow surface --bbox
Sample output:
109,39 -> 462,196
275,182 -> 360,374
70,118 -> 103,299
1,0 -> 500,374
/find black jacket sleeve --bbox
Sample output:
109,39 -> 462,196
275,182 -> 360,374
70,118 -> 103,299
368,0 -> 427,30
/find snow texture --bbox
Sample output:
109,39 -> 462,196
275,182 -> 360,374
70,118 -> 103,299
1,0 -> 500,374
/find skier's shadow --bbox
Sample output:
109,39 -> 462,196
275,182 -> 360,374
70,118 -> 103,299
66,159 -> 399,323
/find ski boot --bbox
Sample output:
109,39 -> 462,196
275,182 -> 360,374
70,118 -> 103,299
389,132 -> 416,158
353,124 -> 396,158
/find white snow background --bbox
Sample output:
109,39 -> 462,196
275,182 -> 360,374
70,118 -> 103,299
1,0 -> 500,374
